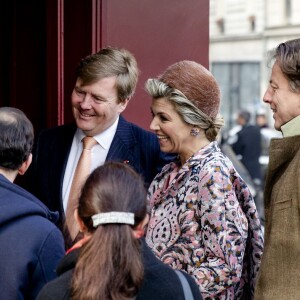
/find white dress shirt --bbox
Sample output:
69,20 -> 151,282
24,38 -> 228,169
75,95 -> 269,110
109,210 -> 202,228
62,117 -> 119,211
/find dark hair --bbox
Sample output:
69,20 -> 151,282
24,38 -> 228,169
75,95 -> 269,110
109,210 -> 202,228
269,38 -> 300,92
0,107 -> 34,170
71,161 -> 147,300
238,110 -> 251,124
76,47 -> 139,102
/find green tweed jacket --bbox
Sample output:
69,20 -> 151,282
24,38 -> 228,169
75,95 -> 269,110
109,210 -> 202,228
255,135 -> 300,300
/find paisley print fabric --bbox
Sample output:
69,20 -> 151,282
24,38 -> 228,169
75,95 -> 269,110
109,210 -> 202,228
146,142 -> 263,299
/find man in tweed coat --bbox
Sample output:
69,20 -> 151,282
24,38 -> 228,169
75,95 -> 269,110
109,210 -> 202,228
254,38 -> 300,300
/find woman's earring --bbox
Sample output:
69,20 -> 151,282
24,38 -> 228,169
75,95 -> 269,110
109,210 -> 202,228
190,126 -> 200,136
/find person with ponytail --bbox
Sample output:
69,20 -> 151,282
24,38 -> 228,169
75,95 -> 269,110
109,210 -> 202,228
37,161 -> 202,300
144,61 -> 264,299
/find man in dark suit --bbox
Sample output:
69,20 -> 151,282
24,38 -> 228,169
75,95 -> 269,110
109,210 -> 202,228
230,110 -> 264,223
231,110 -> 262,184
24,47 -> 174,245
0,107 -> 65,299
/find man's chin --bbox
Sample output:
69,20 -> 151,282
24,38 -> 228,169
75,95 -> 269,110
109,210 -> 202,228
75,120 -> 93,133
274,122 -> 282,131
81,128 -> 95,136
75,116 -> 92,125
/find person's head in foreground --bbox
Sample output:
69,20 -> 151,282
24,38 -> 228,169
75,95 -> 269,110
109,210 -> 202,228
145,60 -> 224,164
72,161 -> 148,299
263,38 -> 300,131
0,106 -> 34,179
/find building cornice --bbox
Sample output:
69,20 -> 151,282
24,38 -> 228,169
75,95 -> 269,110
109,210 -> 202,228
210,34 -> 263,43
263,25 -> 300,37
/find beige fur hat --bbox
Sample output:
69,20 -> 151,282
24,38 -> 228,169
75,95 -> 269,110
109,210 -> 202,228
159,60 -> 220,118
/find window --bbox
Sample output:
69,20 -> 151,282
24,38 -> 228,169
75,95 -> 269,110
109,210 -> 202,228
211,62 -> 261,132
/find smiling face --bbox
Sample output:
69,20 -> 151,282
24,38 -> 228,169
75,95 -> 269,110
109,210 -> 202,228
71,76 -> 128,136
150,97 -> 197,162
263,62 -> 300,130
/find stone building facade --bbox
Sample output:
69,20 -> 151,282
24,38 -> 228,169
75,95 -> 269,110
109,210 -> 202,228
210,0 -> 300,131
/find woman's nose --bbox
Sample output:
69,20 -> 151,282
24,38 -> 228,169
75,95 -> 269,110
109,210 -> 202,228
150,118 -> 159,131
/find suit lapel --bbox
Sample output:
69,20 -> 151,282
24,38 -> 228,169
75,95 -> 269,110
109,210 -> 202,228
56,124 -> 77,206
106,116 -> 137,164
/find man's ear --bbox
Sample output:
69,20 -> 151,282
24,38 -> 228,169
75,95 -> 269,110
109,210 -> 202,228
133,214 -> 149,239
18,153 -> 32,175
74,209 -> 87,233
118,99 -> 130,114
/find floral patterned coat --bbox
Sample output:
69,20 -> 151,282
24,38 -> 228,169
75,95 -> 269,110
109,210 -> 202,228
146,142 -> 263,300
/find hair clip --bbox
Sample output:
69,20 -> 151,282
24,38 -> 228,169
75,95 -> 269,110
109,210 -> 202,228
92,212 -> 134,227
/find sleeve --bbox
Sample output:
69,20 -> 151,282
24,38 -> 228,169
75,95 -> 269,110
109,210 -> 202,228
160,164 -> 248,299
31,226 -> 65,299
231,131 -> 244,156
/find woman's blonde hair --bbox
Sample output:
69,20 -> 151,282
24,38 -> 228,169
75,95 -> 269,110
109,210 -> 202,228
145,61 -> 224,141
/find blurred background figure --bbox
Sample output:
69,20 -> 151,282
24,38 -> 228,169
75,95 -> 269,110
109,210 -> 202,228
227,110 -> 264,223
255,109 -> 269,129
255,108 -> 282,181
231,110 -> 262,185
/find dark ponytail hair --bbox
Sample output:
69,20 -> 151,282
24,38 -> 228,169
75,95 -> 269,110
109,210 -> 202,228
71,161 -> 147,300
